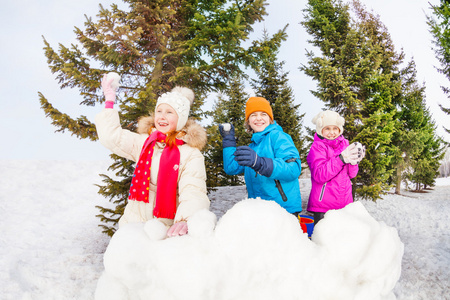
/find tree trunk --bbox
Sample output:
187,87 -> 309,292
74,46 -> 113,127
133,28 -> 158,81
395,166 -> 402,194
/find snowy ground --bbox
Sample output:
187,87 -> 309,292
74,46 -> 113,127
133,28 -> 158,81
0,160 -> 449,299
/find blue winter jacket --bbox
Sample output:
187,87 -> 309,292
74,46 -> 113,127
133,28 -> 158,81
223,122 -> 302,213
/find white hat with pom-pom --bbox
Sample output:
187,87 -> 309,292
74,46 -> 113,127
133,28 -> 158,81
156,86 -> 195,131
312,110 -> 345,136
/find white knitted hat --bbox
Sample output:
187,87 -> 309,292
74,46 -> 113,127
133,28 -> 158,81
312,110 -> 345,136
156,86 -> 195,131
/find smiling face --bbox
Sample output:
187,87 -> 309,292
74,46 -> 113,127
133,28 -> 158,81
248,111 -> 272,133
321,125 -> 341,140
155,103 -> 178,133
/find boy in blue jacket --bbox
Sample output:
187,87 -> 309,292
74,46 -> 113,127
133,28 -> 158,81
219,97 -> 302,215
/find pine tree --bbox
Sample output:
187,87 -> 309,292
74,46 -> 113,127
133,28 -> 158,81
438,147 -> 450,177
390,61 -> 434,193
302,0 -> 445,199
301,0 -> 403,200
407,109 -> 446,191
39,0 -> 268,236
205,74 -> 252,188
354,2 -> 445,195
428,0 -> 450,134
251,29 -> 307,161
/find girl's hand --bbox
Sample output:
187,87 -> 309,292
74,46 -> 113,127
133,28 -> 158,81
340,143 -> 359,165
167,221 -> 188,237
356,144 -> 366,164
101,73 -> 118,108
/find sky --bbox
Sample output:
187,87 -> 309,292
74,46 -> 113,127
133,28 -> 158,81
0,0 -> 447,160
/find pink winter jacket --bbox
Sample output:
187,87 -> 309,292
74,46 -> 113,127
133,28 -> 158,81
306,134 -> 358,213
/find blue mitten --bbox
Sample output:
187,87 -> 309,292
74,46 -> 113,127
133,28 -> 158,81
219,123 -> 236,148
234,146 -> 273,177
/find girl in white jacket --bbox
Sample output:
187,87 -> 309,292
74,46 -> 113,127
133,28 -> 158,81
95,75 -> 210,237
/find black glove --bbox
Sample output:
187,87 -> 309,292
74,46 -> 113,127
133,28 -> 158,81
219,123 -> 236,148
234,146 -> 273,177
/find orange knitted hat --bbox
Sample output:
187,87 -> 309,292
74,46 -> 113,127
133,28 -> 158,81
245,97 -> 274,121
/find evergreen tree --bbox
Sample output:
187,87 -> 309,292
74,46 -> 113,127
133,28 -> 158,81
407,110 -> 445,191
390,61 -> 427,194
341,1 -> 404,199
438,147 -> 450,177
302,0 -> 445,199
301,0 -> 402,200
428,0 -> 450,134
355,3 -> 445,195
251,29 -> 307,161
389,60 -> 442,193
205,74 -> 252,188
39,0 -> 268,236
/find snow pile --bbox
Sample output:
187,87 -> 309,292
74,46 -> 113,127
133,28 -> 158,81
0,160 -> 112,300
3,161 -> 449,299
95,199 -> 403,300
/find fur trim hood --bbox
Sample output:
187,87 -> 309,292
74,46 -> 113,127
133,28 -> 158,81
137,115 -> 207,150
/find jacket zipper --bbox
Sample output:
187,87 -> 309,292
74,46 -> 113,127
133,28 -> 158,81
319,182 -> 327,202
272,158 -> 298,202
274,180 -> 288,202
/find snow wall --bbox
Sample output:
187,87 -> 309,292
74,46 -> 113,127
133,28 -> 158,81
95,199 -> 404,300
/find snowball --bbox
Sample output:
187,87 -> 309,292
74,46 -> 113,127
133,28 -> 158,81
144,219 -> 168,241
353,142 -> 364,153
106,72 -> 121,90
187,209 -> 217,238
221,123 -> 231,132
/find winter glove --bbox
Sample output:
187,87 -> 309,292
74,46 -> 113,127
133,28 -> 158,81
234,146 -> 274,177
353,142 -> 366,164
167,221 -> 188,237
339,143 -> 359,165
219,123 -> 236,148
101,73 -> 119,108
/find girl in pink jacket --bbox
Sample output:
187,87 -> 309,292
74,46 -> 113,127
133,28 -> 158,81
306,111 -> 365,225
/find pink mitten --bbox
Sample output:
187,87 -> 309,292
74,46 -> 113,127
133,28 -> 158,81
101,74 -> 118,108
167,221 -> 188,237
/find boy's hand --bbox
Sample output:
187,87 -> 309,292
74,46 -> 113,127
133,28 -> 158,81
219,123 -> 236,148
234,146 -> 273,177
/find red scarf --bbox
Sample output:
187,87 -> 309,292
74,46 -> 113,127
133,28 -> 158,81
128,130 -> 184,219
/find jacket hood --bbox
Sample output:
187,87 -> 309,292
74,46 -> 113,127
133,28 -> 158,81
137,115 -> 207,150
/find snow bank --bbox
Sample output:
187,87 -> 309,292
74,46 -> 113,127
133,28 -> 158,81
95,199 -> 403,300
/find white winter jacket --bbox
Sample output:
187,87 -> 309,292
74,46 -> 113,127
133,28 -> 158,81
95,108 -> 210,228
